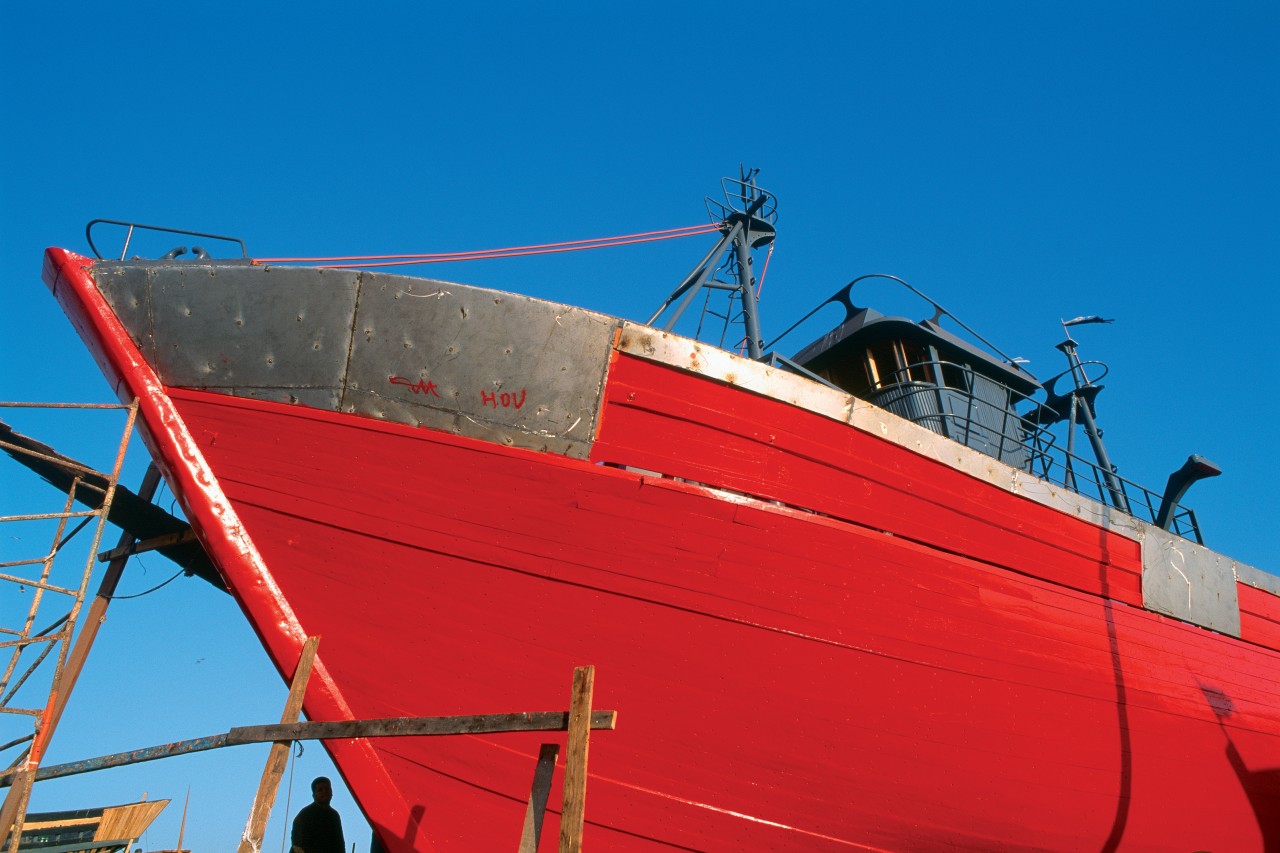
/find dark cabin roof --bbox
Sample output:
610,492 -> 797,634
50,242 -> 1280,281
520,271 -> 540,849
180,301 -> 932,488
792,307 -> 1041,396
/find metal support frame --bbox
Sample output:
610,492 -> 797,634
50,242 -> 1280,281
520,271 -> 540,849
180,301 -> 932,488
648,170 -> 776,358
0,401 -> 139,852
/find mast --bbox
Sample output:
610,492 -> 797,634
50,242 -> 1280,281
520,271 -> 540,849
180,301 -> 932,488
648,170 -> 777,357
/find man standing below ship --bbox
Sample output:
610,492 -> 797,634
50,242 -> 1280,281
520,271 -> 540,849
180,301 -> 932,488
291,777 -> 345,853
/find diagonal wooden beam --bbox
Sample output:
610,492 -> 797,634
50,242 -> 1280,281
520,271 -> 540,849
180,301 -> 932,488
517,744 -> 560,853
237,636 -> 319,853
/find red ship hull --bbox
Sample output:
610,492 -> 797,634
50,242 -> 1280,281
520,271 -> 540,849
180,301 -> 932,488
44,248 -> 1280,851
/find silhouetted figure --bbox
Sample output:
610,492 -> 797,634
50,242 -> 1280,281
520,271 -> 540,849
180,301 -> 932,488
292,776 -> 345,853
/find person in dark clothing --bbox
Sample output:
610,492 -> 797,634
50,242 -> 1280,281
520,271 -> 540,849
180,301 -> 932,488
291,776 -> 345,853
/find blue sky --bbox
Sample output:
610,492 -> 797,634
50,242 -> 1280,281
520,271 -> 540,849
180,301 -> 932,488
2,2 -> 1277,851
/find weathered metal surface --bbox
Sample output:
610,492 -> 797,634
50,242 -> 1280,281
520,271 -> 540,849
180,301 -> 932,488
94,263 -> 359,410
91,265 -> 157,365
342,272 -> 619,458
1141,526 -> 1242,636
150,264 -> 358,409
1238,562 -> 1280,596
91,263 -> 621,458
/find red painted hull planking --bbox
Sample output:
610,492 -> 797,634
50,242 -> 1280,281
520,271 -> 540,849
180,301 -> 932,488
1239,583 -> 1280,650
43,249 -> 1280,851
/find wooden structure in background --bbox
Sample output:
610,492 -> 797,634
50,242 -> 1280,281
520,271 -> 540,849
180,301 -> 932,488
5,799 -> 167,853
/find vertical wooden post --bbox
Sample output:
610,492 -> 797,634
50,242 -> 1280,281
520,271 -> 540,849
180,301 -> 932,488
558,666 -> 594,853
517,744 -> 560,853
238,636 -> 320,853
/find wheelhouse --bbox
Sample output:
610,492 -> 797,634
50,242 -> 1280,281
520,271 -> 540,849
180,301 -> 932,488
793,307 -> 1041,470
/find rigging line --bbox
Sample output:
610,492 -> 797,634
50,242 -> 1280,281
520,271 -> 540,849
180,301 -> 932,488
109,564 -> 183,599
289,227 -> 718,268
309,228 -> 722,269
755,241 -> 775,299
280,741 -> 301,853
255,223 -> 719,264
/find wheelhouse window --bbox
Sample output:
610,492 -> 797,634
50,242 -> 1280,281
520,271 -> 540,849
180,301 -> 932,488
812,336 -> 942,397
865,338 -> 934,391
900,339 -> 933,383
941,362 -> 972,392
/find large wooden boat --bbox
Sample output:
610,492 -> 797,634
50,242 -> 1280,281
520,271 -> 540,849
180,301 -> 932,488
43,176 -> 1280,851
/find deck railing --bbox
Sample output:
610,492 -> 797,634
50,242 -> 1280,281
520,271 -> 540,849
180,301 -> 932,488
862,360 -> 1203,543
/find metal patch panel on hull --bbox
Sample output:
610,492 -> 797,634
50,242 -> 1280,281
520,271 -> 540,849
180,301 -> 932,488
90,263 -> 621,458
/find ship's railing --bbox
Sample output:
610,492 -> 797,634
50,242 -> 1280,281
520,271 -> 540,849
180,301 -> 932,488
864,360 -> 1203,542
705,176 -> 779,228
85,219 -> 248,261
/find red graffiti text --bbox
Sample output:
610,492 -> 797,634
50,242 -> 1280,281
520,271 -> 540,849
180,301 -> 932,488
390,376 -> 441,398
481,388 -> 527,410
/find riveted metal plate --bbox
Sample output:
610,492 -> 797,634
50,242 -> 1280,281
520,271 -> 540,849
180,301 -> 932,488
342,272 -> 620,458
148,265 -> 359,404
93,263 -> 359,410
91,261 -> 618,458
93,265 -> 158,366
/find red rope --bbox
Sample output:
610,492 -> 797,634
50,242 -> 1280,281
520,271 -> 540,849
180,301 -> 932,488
254,223 -> 719,267
755,241 -> 775,298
